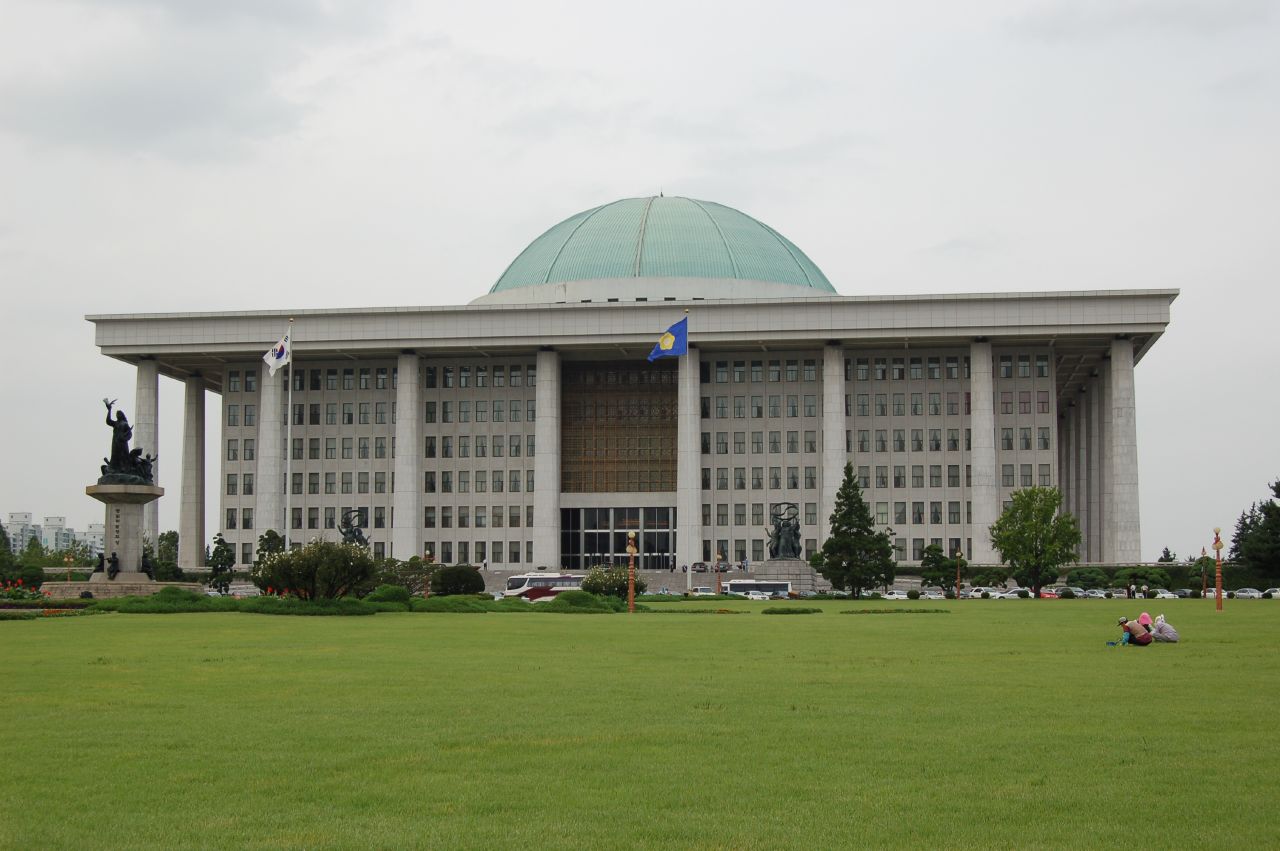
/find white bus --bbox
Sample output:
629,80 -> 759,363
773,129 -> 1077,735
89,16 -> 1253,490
503,573 -> 585,598
724,579 -> 792,598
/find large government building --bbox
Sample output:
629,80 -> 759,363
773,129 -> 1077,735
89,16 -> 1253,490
89,196 -> 1174,573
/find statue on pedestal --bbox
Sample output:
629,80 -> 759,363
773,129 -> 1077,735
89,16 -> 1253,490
99,399 -> 157,485
765,503 -> 803,559
339,510 -> 369,547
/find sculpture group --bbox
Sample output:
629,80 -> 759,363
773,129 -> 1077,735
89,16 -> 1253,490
99,398 -> 157,485
765,502 -> 803,559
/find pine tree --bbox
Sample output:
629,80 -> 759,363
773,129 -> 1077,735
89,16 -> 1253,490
810,462 -> 896,598
207,533 -> 235,593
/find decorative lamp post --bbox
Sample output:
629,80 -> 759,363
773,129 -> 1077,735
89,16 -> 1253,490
954,550 -> 965,600
1212,528 -> 1224,611
1200,546 -> 1208,597
424,549 -> 432,598
715,550 -> 724,596
626,531 -> 638,613
65,552 -> 73,583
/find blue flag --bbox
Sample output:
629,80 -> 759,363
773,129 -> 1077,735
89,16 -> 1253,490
647,317 -> 688,362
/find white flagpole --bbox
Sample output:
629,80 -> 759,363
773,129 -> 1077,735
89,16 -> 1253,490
284,318 -> 294,550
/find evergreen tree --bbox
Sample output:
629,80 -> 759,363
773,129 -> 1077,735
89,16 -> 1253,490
810,462 -> 896,598
207,533 -> 235,593
1231,480 -> 1280,580
256,529 -> 285,565
0,523 -> 15,578
157,531 -> 179,566
919,544 -> 968,593
1157,547 -> 1176,563
989,487 -> 1080,597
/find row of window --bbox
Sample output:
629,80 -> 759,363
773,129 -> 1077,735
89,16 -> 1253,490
846,353 -> 1049,381
424,470 -> 533,494
426,434 -> 533,459
425,399 -> 535,424
425,364 -> 534,389
702,359 -> 819,384
695,462 -> 1054,492
424,504 -> 534,529
229,437 -> 394,462
847,427 -> 1052,453
701,466 -> 818,491
703,431 -> 818,455
427,540 -> 532,566
226,470 -> 395,496
702,395 -> 818,418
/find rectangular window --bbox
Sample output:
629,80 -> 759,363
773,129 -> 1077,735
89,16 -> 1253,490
1002,464 -> 1015,487
242,474 -> 253,495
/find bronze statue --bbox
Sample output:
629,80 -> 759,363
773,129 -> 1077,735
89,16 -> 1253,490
339,510 -> 369,547
94,552 -> 105,573
765,503 -> 803,559
98,398 -> 157,484
140,552 -> 155,580
107,551 -> 121,580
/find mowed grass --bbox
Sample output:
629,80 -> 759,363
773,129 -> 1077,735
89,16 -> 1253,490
3,600 -> 1278,849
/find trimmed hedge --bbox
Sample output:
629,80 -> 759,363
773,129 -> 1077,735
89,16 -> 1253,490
365,584 -> 412,604
841,608 -> 951,615
762,607 -> 822,615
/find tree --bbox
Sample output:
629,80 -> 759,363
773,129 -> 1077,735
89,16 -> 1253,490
21,536 -> 44,566
810,463 -> 896,599
429,564 -> 485,596
207,532 -> 235,593
1065,567 -> 1109,589
1157,547 -> 1176,563
256,529 -> 285,565
1114,566 -> 1171,593
919,544 -> 968,592
157,531 -> 179,566
988,487 -> 1080,597
375,556 -> 435,596
251,540 -> 377,599
1231,480 -> 1280,581
0,523 -> 14,578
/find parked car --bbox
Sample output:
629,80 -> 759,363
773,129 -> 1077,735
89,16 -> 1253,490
691,562 -> 708,573
881,589 -> 911,601
1038,589 -> 1059,599
1263,588 -> 1279,599
963,587 -> 997,599
744,590 -> 770,601
1174,589 -> 1194,598
1061,586 -> 1086,597
1235,588 -> 1263,599
995,588 -> 1029,599
1083,589 -> 1107,599
691,587 -> 715,596
921,590 -> 946,600
1153,589 -> 1179,600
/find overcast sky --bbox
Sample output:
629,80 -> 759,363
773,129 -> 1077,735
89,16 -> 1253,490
1,0 -> 1276,561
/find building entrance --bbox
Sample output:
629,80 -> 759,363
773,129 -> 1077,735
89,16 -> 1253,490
560,507 -> 676,571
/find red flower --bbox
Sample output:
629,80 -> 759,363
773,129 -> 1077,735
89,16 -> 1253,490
16,579 -> 22,586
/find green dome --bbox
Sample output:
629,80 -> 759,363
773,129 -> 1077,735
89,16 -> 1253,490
490,196 -> 834,294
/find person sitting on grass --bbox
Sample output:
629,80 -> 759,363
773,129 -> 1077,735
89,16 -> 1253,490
1118,617 -> 1153,646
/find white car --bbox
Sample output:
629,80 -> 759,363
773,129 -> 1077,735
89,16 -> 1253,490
744,590 -> 770,601
881,590 -> 911,601
1153,590 -> 1179,600
1235,588 -> 1263,599
921,590 -> 946,600
691,587 -> 715,596
994,588 -> 1029,599
1264,588 -> 1279,599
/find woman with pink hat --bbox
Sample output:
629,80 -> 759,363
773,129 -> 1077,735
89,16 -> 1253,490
1117,614 -> 1153,646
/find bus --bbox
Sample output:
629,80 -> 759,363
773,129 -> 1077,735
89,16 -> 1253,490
724,579 -> 792,598
503,573 -> 585,598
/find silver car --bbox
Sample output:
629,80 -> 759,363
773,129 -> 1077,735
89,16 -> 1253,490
1235,588 -> 1263,599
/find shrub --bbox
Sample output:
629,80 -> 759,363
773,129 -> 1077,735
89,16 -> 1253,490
1016,589 -> 1030,599
20,566 -> 46,588
411,595 -> 491,613
580,566 -> 647,599
538,590 -> 615,613
981,591 -> 990,599
153,562 -> 185,582
430,565 -> 486,596
375,558 -> 435,596
944,590 -> 956,599
365,584 -> 412,604
0,610 -> 37,620
251,540 -> 377,599
1059,589 -> 1076,599
1190,589 -> 1202,598
906,589 -> 921,600
1114,567 -> 1171,592
236,597 -> 376,616
762,607 -> 821,615
1104,591 -> 1113,599
1264,592 -> 1272,599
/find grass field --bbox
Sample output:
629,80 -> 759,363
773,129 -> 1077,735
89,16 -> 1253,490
3,599 -> 1277,849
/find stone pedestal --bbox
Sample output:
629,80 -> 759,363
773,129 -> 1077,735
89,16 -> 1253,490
85,483 -> 164,580
754,558 -> 827,593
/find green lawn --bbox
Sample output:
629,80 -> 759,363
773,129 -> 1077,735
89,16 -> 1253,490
2,599 -> 1277,849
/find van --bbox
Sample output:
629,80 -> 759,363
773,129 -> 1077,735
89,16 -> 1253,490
691,587 -> 715,596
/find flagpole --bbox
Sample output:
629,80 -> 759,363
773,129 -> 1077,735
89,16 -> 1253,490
284,318 -> 294,550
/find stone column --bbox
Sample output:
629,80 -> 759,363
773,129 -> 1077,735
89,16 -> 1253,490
1108,339 -> 1141,563
968,342 -> 998,564
820,345 -> 846,545
532,349 -> 561,568
134,359 -> 160,547
178,375 -> 205,568
1060,407 -> 1072,526
1087,377 -> 1103,562
1074,391 -> 1088,560
392,353 -> 422,561
1100,364 -> 1114,562
256,363 -> 286,540
676,348 -> 702,590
